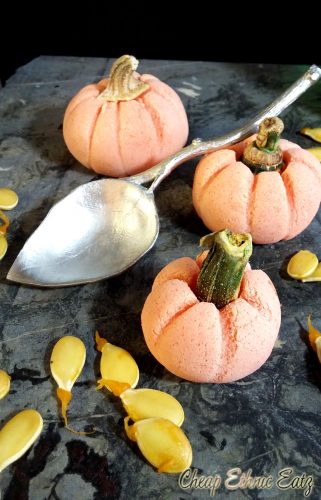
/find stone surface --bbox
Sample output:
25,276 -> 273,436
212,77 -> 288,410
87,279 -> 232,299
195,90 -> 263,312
0,56 -> 321,499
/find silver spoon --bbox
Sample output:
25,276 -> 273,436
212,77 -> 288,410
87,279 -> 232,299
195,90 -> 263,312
7,65 -> 321,287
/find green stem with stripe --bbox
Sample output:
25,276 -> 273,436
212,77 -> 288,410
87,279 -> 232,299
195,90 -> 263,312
196,229 -> 252,309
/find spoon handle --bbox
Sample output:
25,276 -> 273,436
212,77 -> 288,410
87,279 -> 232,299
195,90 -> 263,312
128,65 -> 321,191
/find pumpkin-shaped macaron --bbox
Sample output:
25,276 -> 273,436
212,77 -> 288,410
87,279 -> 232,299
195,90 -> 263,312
193,117 -> 321,244
141,230 -> 281,383
63,55 -> 189,177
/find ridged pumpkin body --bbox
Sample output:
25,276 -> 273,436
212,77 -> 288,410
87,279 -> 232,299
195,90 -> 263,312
192,137 -> 321,244
63,74 -> 188,177
141,256 -> 281,383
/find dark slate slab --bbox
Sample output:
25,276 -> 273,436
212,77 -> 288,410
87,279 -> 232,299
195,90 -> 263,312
0,56 -> 321,500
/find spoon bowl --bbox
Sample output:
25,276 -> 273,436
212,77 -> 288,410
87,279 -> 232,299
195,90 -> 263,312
7,179 -> 159,286
7,65 -> 321,287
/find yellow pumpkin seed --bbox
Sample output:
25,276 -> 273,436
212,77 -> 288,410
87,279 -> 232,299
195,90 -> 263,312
0,210 -> 9,235
308,316 -> 321,364
287,250 -> 318,279
96,332 -> 139,396
0,369 -> 11,399
306,147 -> 321,161
124,417 -> 192,473
50,336 -> 86,391
307,315 -> 321,352
0,188 -> 19,210
0,234 -> 8,260
50,336 -> 86,428
0,409 -> 43,472
301,127 -> 321,143
120,388 -> 184,426
301,262 -> 321,282
316,337 -> 321,364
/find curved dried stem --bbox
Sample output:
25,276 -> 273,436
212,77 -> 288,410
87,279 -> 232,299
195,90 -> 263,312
100,55 -> 150,101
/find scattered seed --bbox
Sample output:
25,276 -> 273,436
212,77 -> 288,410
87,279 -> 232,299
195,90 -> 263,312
287,250 -> 318,279
124,417 -> 192,473
95,331 -> 139,396
120,388 -> 184,427
0,369 -> 11,399
0,188 -> 19,210
0,409 -> 43,473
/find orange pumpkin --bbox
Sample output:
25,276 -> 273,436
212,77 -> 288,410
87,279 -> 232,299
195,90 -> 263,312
193,118 -> 321,244
63,55 -> 189,177
141,230 -> 281,383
